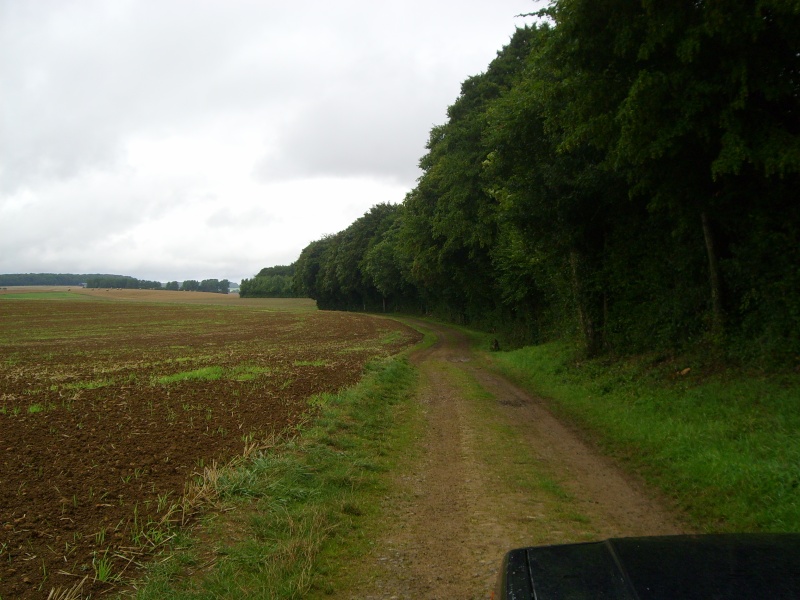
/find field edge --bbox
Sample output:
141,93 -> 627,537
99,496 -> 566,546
128,344 -> 424,599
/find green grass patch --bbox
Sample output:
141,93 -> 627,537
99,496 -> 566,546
229,365 -> 271,381
293,359 -> 329,367
155,367 -> 225,385
133,355 -> 419,599
63,377 -> 116,390
156,365 -> 273,385
0,291 -> 88,300
486,341 -> 800,532
379,330 -> 404,345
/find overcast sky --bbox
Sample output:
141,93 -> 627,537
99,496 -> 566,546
1,1 -> 541,284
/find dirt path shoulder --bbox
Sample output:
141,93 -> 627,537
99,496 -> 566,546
343,320 -> 689,600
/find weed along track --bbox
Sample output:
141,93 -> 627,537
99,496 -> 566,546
0,293 -> 420,599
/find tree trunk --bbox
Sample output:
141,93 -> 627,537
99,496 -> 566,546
570,249 -> 599,356
701,212 -> 724,337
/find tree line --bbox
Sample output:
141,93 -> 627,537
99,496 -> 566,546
86,275 -> 164,289
0,273 -> 114,286
239,266 -> 298,298
86,276 -> 229,292
165,279 -> 231,294
267,1 -> 800,365
0,273 -> 231,294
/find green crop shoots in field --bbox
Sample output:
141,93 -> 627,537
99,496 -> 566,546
92,551 -> 113,582
94,528 -> 106,545
64,378 -> 115,391
154,364 -> 272,385
155,366 -> 224,385
230,365 -> 271,381
293,359 -> 328,367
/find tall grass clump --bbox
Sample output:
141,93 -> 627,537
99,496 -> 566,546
487,342 -> 800,533
134,356 -> 418,599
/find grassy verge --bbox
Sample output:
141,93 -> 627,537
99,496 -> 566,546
130,355 -> 419,599
481,340 -> 800,533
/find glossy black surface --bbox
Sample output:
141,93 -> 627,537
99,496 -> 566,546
498,534 -> 800,600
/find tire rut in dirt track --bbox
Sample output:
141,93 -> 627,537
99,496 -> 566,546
351,320 -> 688,600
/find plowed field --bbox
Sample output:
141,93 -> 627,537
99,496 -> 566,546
0,292 -> 420,598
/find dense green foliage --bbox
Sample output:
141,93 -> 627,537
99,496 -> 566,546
0,273 -> 119,286
293,2 -> 800,365
293,204 -> 413,311
1,274 -> 231,293
85,275 -> 163,289
239,265 -> 299,298
179,279 -> 230,293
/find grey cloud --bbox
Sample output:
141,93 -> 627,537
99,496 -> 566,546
206,206 -> 276,229
1,0 -> 538,279
2,1 -> 532,193
1,1 -> 314,193
254,86 -> 432,186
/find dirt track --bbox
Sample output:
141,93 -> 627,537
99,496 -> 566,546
347,320 -> 689,600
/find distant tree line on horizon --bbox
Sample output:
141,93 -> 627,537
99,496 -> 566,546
87,276 -> 230,293
1,273 -> 231,294
166,279 -> 231,294
278,2 -> 800,367
85,275 -> 163,289
0,273 -> 107,287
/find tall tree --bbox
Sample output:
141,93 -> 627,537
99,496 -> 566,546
400,26 -> 538,324
362,210 -> 419,312
333,203 -> 399,311
294,238 -> 330,301
482,22 -> 628,353
544,0 -> 800,342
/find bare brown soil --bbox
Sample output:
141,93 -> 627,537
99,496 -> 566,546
0,293 -> 420,599
1,286 -> 315,309
346,321 -> 689,600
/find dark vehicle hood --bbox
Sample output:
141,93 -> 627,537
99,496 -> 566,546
500,534 -> 800,600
